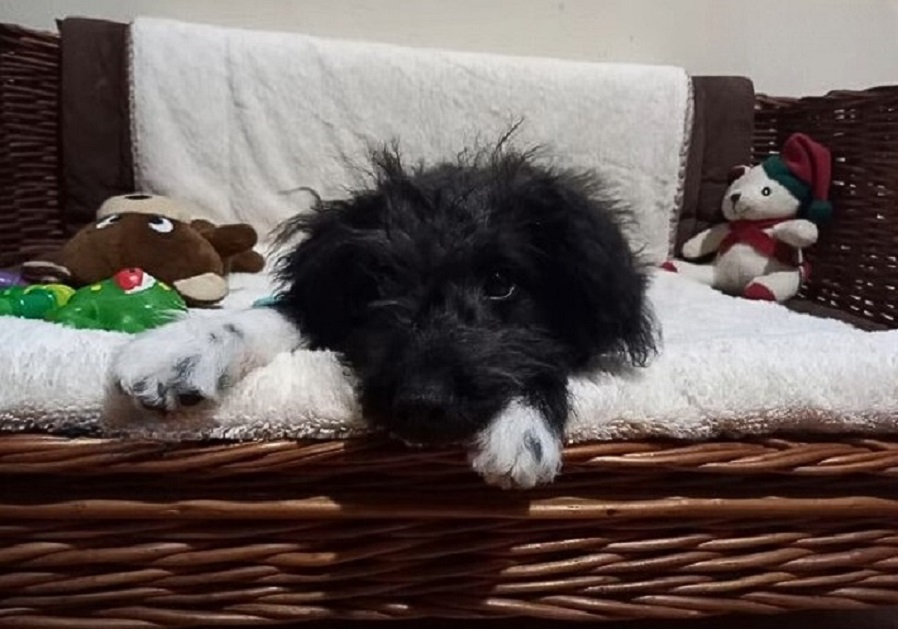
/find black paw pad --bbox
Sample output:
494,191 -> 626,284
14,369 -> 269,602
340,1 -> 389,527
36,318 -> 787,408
524,431 -> 544,463
177,391 -> 206,407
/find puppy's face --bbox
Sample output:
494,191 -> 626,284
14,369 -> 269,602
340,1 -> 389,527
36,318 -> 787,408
276,149 -> 654,444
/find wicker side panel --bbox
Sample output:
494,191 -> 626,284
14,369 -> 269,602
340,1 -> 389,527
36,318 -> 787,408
0,24 -> 64,268
0,518 -> 897,626
1,436 -> 897,624
753,88 -> 898,329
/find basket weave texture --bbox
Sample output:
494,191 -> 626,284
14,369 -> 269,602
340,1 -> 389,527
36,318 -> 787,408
754,90 -> 898,328
0,24 -> 65,268
2,436 -> 898,625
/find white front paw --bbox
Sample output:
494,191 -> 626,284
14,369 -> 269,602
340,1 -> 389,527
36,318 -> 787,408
468,400 -> 563,489
776,220 -> 818,248
111,317 -> 242,412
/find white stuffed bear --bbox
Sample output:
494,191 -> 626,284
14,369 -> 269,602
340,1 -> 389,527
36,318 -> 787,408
663,132 -> 833,302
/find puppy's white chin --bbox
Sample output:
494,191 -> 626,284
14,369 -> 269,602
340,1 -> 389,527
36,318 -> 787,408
468,399 -> 562,490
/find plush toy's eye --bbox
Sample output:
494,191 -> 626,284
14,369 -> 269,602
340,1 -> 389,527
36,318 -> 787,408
95,214 -> 121,230
761,186 -> 772,197
148,215 -> 174,234
484,271 -> 516,301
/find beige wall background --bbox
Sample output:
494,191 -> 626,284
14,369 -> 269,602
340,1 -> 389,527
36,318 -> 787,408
3,0 -> 897,96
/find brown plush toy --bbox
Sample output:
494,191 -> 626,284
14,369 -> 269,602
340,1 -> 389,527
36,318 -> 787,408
22,194 -> 265,307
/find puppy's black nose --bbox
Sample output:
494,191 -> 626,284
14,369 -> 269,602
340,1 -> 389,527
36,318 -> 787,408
390,379 -> 466,444
393,384 -> 447,424
730,192 -> 742,204
394,397 -> 445,426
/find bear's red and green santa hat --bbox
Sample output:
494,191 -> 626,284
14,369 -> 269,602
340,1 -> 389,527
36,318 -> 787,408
762,132 -> 833,225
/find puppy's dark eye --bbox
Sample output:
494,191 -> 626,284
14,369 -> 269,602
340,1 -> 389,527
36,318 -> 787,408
484,271 -> 516,300
761,186 -> 772,197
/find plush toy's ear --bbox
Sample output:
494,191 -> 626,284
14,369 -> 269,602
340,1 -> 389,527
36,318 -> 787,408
727,165 -> 749,185
194,221 -> 259,259
189,219 -> 216,238
230,250 -> 266,274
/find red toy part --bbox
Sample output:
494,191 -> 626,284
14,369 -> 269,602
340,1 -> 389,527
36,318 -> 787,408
114,268 -> 145,291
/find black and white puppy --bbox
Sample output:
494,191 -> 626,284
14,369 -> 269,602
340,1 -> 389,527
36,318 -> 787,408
112,145 -> 656,488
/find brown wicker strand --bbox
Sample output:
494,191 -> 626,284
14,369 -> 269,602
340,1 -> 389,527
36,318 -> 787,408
1,434 -> 898,477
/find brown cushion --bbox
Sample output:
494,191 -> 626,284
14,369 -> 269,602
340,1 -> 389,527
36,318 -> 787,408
58,17 -> 132,233
677,76 -> 755,253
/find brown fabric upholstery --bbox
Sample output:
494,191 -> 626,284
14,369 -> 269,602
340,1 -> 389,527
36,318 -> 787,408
677,76 -> 756,253
58,17 -> 132,233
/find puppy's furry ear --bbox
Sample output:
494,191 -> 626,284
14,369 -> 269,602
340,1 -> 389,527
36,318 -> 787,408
521,167 -> 657,368
273,197 -> 380,349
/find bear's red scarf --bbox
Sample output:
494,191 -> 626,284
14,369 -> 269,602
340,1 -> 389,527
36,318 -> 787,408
719,219 -> 811,279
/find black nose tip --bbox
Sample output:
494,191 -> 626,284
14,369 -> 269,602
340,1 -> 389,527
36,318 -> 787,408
394,397 -> 445,425
389,379 -> 470,444
393,383 -> 447,421
391,399 -> 452,444
730,192 -> 742,204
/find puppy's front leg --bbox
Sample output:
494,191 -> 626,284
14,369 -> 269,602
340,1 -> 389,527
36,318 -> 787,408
112,307 -> 304,412
468,399 -> 564,489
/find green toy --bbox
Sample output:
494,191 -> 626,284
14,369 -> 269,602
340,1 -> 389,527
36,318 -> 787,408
0,268 -> 187,333
0,284 -> 75,319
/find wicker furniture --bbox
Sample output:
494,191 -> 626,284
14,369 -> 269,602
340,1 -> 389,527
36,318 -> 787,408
0,24 -> 65,269
2,23 -> 898,627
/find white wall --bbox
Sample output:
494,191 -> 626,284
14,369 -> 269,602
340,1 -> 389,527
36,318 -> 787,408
3,0 -> 898,96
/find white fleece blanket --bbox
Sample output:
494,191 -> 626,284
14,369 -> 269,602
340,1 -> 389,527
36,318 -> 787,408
2,272 -> 897,441
130,17 -> 691,264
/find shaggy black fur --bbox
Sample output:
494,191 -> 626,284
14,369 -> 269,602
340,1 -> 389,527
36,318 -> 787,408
274,144 -> 656,445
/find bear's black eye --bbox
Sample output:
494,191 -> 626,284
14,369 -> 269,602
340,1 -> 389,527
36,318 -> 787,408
761,186 -> 772,197
484,271 -> 516,300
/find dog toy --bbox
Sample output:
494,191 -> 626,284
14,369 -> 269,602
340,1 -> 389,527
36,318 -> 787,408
0,284 -> 75,319
0,268 -> 186,333
662,132 -> 832,302
0,269 -> 26,289
21,193 -> 265,307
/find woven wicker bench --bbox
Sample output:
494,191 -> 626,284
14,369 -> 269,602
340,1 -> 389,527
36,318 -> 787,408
2,23 -> 898,627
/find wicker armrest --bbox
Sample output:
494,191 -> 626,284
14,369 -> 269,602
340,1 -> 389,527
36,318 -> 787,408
754,89 -> 898,330
0,24 -> 64,269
